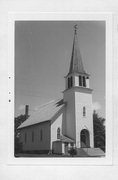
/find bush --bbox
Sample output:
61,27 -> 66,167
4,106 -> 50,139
68,147 -> 77,157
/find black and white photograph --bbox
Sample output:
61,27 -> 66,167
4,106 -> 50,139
0,2 -> 116,178
14,20 -> 106,158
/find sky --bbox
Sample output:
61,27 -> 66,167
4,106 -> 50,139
15,21 -> 105,118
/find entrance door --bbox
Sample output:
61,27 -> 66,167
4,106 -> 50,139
80,129 -> 90,148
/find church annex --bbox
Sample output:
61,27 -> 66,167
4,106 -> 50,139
18,25 -> 104,157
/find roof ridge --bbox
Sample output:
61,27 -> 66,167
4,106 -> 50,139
35,98 -> 63,111
34,99 -> 57,112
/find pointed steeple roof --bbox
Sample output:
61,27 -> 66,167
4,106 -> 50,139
68,25 -> 86,75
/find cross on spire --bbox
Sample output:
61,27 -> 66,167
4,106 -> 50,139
74,24 -> 78,34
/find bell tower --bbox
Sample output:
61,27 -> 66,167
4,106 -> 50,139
63,25 -> 94,148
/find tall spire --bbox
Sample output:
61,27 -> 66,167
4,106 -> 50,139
68,25 -> 85,75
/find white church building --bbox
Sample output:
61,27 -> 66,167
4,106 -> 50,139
18,25 -> 104,156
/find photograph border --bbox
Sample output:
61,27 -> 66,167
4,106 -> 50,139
8,12 -> 113,165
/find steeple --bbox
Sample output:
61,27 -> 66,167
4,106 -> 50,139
63,25 -> 94,150
65,25 -> 90,90
68,24 -> 86,75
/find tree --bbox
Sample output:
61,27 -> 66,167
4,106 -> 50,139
14,114 -> 29,155
93,111 -> 105,152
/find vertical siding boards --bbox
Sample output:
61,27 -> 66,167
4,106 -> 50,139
25,133 -> 27,144
40,129 -> 43,141
32,131 -> 34,142
19,121 -> 51,152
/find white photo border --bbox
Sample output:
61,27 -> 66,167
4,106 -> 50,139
8,12 -> 113,165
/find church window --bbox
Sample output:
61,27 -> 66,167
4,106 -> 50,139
83,106 -> 86,117
68,77 -> 70,88
40,129 -> 43,141
32,131 -> 34,142
68,77 -> 73,88
25,133 -> 27,143
57,127 -> 60,139
68,76 -> 73,88
79,76 -> 82,86
70,76 -> 73,87
83,76 -> 86,87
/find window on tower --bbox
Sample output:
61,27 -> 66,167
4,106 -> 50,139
68,76 -> 73,89
79,75 -> 86,87
57,127 -> 60,139
70,76 -> 73,87
79,75 -> 82,86
83,76 -> 86,87
83,106 -> 86,117
68,77 -> 70,88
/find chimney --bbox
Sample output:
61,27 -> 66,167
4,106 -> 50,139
25,105 -> 29,120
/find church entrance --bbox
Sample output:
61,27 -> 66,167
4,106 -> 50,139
80,129 -> 90,148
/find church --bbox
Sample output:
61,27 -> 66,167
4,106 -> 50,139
18,25 -> 104,157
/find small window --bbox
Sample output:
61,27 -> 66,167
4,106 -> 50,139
25,133 -> 27,143
83,76 -> 86,87
70,76 -> 73,87
32,131 -> 34,142
57,127 -> 60,139
79,76 -> 82,86
68,76 -> 73,89
40,129 -> 43,141
83,107 -> 86,117
68,77 -> 70,88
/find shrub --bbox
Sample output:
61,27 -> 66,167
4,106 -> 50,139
68,147 -> 77,157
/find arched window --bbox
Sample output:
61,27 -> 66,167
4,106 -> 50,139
57,127 -> 60,139
83,106 -> 86,117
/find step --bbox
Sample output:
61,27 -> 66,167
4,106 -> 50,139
77,148 -> 105,157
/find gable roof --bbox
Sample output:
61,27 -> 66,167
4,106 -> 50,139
18,99 -> 65,129
60,135 -> 74,143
